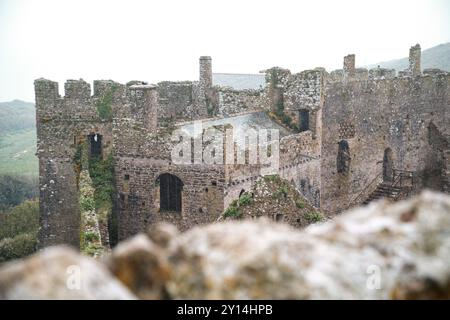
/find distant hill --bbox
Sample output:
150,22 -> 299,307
0,100 -> 35,135
0,100 -> 37,177
367,42 -> 450,72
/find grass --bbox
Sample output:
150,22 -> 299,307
84,231 -> 99,243
96,85 -> 118,121
223,199 -> 241,218
0,129 -> 38,178
238,192 -> 253,206
304,211 -> 324,223
295,199 -> 306,209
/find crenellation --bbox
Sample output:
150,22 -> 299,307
369,67 -> 396,79
64,79 -> 91,99
343,54 -> 356,80
409,43 -> 421,76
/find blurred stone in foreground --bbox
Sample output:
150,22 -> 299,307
0,246 -> 135,299
0,191 -> 449,299
166,191 -> 450,299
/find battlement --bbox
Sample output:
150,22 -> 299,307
343,54 -> 356,80
34,78 -> 160,126
326,43 -> 450,84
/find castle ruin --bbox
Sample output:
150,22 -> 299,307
35,44 -> 450,248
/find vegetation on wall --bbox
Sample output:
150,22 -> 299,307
223,200 -> 241,218
96,85 -> 118,121
223,192 -> 254,219
79,169 -> 105,257
266,69 -> 299,132
223,175 -> 325,228
88,154 -> 117,247
73,138 -> 116,254
272,104 -> 299,132
304,211 -> 324,223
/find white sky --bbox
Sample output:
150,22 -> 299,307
0,0 -> 449,102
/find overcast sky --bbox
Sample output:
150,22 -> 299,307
0,0 -> 449,102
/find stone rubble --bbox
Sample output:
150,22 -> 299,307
0,191 -> 449,299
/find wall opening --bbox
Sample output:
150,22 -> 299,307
337,140 -> 351,174
299,109 -> 310,132
383,148 -> 394,182
157,173 -> 183,212
88,134 -> 102,158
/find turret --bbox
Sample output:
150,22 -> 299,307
409,44 -> 421,76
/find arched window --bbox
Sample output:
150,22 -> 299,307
383,148 -> 393,182
156,173 -> 183,212
337,140 -> 351,174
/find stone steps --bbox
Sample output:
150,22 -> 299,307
363,183 -> 403,205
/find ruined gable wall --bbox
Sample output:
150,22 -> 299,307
321,73 -> 450,214
114,106 -> 226,238
279,131 -> 321,207
216,87 -> 267,116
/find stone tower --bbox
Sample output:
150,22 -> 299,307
409,44 -> 421,76
195,56 -> 213,117
343,54 -> 356,81
199,56 -> 212,88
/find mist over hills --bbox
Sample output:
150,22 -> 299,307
0,100 -> 35,135
366,42 -> 450,72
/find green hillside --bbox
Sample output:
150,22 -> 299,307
367,42 -> 450,72
0,100 -> 37,178
0,100 -> 36,135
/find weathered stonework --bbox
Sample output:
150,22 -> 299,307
35,45 -> 450,249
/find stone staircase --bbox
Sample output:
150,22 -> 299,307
363,169 -> 415,205
363,183 -> 403,205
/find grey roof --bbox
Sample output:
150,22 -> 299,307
213,73 -> 266,90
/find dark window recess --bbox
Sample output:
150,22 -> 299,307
337,140 -> 351,174
88,134 -> 102,158
158,173 -> 183,212
275,214 -> 284,222
383,148 -> 393,182
211,181 -> 217,186
124,174 -> 130,181
300,179 -> 306,192
299,110 -> 310,132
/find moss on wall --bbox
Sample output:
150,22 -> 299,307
96,85 -> 118,121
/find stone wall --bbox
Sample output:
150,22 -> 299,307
321,73 -> 450,213
279,131 -> 321,206
115,158 -> 225,239
216,87 -> 266,116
